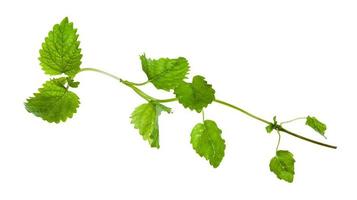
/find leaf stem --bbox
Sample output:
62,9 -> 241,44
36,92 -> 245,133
280,117 -> 306,125
214,99 -> 270,124
80,68 -> 123,82
276,131 -> 281,152
125,80 -> 150,86
120,80 -> 153,101
79,67 -> 177,103
156,98 -> 177,103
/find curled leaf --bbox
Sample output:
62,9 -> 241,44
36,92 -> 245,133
306,116 -> 327,138
130,102 -> 171,148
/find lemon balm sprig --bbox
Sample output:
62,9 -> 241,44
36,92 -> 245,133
25,17 -> 336,183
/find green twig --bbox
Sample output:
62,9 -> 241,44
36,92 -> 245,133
214,99 -> 270,124
125,80 -> 149,86
79,67 -> 337,150
213,99 -> 337,149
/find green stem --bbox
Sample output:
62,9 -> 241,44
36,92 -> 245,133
277,126 -> 336,149
214,99 -> 270,124
120,80 -> 153,101
156,98 -> 177,103
125,80 -> 150,86
213,99 -> 337,149
79,68 -> 337,149
80,68 -> 176,103
80,68 -> 123,82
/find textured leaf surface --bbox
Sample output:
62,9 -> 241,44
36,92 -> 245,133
25,78 -> 80,123
131,102 -> 171,148
174,75 -> 215,113
140,54 -> 189,91
306,116 -> 327,138
270,150 -> 295,183
191,120 -> 225,168
39,17 -> 82,77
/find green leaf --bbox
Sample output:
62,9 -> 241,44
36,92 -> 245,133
265,116 -> 277,133
191,120 -> 225,168
66,77 -> 80,88
269,150 -> 295,183
266,124 -> 274,133
174,75 -> 215,113
130,102 -> 171,148
306,116 -> 327,138
140,54 -> 189,91
25,78 -> 80,123
39,17 -> 82,77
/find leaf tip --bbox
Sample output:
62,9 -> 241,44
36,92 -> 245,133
62,17 -> 69,23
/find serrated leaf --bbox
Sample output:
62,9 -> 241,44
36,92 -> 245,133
140,54 -> 189,91
130,102 -> 171,148
191,120 -> 225,168
306,116 -> 327,138
269,150 -> 295,183
174,75 -> 215,113
25,78 -> 80,123
39,17 -> 82,77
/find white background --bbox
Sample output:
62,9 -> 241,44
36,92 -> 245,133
0,0 -> 356,199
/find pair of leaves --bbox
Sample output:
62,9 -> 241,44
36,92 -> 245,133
140,55 -> 216,112
131,102 -> 226,168
25,17 -> 82,122
130,102 -> 171,148
270,150 -> 295,183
